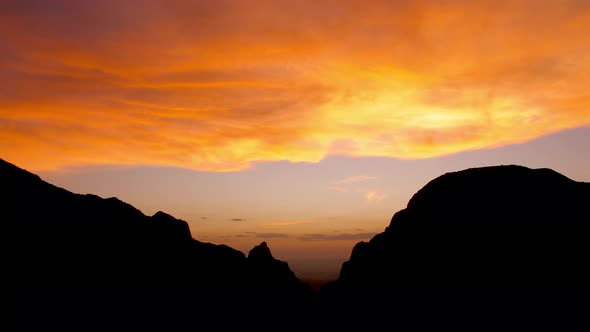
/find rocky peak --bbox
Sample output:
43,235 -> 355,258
248,241 -> 274,262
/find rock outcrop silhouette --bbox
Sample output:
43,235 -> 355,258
247,241 -> 304,288
328,165 -> 590,290
0,158 -> 305,291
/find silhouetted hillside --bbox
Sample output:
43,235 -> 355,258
327,165 -> 590,290
5,160 -> 590,327
247,242 -> 305,287
0,158 -> 307,292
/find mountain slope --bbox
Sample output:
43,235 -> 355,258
330,165 -> 590,289
0,158 -> 304,290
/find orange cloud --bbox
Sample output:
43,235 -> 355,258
365,191 -> 386,203
1,1 -> 590,171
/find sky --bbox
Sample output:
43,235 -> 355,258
1,0 -> 590,280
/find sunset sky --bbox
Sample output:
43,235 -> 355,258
2,0 -> 590,280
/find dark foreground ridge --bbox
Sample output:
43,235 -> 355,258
317,165 -> 590,328
3,159 -> 590,327
0,157 -> 309,292
326,165 -> 590,290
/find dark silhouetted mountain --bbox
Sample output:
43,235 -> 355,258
5,160 -> 590,328
246,241 -> 307,290
327,165 -> 590,290
249,241 -> 274,261
0,158 -> 306,292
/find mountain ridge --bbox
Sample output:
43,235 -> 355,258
327,164 -> 590,290
0,157 -> 308,292
5,158 -> 590,327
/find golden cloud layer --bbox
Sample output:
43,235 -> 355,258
1,0 -> 589,171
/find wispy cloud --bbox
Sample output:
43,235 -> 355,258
327,176 -> 380,197
240,232 -> 289,239
255,233 -> 289,239
256,220 -> 312,227
298,232 -> 376,241
326,177 -> 386,203
365,191 -> 386,202
334,175 -> 377,185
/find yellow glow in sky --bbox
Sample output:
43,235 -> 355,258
1,0 -> 589,171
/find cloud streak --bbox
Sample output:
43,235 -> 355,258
297,232 -> 376,242
240,232 -> 289,239
2,1 -> 590,171
365,191 -> 386,203
334,175 -> 377,185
